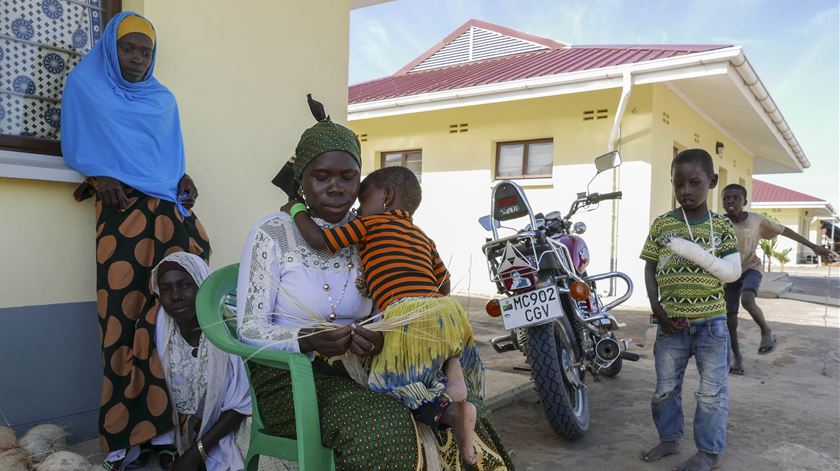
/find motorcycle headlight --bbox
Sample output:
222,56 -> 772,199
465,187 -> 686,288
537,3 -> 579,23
573,222 -> 587,234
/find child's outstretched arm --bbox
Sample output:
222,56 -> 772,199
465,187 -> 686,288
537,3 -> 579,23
780,227 -> 838,262
666,237 -> 741,283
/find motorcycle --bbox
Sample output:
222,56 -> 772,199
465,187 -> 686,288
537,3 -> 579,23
479,150 -> 637,440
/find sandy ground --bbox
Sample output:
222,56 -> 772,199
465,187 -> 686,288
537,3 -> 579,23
464,295 -> 840,471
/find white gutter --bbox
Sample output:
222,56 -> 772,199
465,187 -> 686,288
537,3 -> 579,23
753,201 -> 836,214
729,54 -> 809,169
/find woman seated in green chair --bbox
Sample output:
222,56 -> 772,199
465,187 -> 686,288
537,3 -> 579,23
152,252 -> 252,471
236,95 -> 514,470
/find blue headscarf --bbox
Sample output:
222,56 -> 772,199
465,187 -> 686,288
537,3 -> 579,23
61,12 -> 185,205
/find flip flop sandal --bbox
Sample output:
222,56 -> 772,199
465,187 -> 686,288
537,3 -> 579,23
729,366 -> 745,375
758,335 -> 777,355
104,446 -> 143,471
157,447 -> 179,470
124,444 -> 154,470
102,460 -> 126,471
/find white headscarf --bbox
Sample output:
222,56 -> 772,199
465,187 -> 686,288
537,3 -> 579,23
151,251 -> 211,297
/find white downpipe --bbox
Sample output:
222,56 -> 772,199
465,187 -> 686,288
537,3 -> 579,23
608,71 -> 633,152
607,71 -> 632,295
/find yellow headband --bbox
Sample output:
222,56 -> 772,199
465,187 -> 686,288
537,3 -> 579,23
117,15 -> 155,46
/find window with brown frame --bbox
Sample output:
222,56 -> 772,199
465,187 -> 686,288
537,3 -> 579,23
381,149 -> 422,182
0,0 -> 122,156
495,138 -> 553,179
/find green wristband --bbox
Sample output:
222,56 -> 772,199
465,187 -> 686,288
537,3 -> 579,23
290,202 -> 308,219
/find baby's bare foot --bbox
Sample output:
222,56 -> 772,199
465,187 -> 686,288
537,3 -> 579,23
444,401 -> 477,465
641,441 -> 680,462
444,357 -> 467,402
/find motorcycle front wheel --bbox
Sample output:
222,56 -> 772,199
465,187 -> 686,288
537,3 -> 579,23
526,318 -> 590,439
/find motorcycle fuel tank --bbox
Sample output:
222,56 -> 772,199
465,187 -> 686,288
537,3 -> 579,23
554,234 -> 590,273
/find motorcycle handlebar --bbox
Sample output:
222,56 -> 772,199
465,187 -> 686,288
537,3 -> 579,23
589,191 -> 623,203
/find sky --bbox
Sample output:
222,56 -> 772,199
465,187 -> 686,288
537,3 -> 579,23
349,0 -> 840,211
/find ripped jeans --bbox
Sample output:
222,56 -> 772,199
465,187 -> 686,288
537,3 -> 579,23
652,317 -> 730,455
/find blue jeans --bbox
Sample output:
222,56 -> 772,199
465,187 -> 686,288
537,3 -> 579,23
652,317 -> 730,455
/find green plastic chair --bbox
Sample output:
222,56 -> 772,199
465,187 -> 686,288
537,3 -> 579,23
196,263 -> 335,471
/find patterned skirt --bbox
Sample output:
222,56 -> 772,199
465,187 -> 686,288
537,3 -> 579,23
250,359 -> 514,471
90,186 -> 211,451
368,296 -> 484,413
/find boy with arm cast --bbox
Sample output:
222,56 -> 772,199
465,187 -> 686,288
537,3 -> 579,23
640,149 -> 740,471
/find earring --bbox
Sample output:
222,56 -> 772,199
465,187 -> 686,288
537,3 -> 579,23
383,203 -> 388,211
298,189 -> 309,208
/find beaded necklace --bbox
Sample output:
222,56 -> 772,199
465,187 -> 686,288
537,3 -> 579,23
314,218 -> 355,321
321,262 -> 353,321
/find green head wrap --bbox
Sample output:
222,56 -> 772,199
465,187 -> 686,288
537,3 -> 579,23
272,95 -> 361,198
292,118 -> 361,181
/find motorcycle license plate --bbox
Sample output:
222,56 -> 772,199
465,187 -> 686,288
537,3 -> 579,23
500,286 -> 563,330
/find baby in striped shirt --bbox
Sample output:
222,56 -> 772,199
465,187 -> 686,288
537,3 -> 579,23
289,166 -> 484,465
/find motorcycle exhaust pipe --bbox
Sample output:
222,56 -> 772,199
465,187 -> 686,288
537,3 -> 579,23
595,337 -> 621,363
620,351 -> 640,361
491,333 -> 518,353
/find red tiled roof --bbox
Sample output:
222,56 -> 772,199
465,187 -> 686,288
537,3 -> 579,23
349,20 -> 728,104
752,179 -> 823,203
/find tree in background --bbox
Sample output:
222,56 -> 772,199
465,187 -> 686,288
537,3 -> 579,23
758,212 -> 787,272
774,247 -> 793,272
759,237 -> 778,272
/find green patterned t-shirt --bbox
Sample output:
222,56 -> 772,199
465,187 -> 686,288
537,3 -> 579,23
640,210 -> 738,321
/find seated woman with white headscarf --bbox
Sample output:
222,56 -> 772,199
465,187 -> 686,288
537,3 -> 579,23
151,252 -> 252,471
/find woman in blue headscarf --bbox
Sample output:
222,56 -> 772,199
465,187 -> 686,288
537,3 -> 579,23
60,12 -> 211,469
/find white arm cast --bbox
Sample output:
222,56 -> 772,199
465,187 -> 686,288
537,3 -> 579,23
667,237 -> 742,283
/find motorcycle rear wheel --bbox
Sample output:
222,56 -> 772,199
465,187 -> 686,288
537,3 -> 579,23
526,318 -> 590,439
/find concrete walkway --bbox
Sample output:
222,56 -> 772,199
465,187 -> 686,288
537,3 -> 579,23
758,265 -> 839,306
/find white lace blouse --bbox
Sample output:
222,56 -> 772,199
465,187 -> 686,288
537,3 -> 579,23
167,330 -> 208,416
236,211 -> 373,356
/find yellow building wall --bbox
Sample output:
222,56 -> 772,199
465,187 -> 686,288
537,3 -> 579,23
649,84 -> 755,218
0,179 -> 95,306
0,0 -> 352,308
351,86 -> 656,298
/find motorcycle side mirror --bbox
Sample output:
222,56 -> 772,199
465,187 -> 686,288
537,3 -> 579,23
594,151 -> 621,174
478,215 -> 501,231
587,151 -> 622,195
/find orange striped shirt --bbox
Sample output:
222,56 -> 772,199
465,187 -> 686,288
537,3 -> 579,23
323,210 -> 450,311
